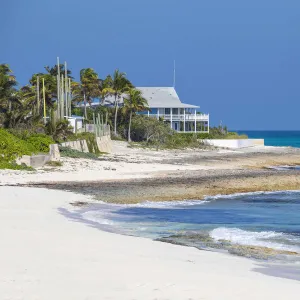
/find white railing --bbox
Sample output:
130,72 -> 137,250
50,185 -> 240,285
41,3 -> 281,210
149,114 -> 209,121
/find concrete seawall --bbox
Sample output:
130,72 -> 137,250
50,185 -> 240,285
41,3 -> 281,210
16,155 -> 51,168
17,134 -> 112,168
202,139 -> 265,149
96,136 -> 112,153
60,140 -> 89,153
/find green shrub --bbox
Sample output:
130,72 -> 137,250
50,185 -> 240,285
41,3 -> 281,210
0,128 -> 35,162
26,134 -> 54,153
59,146 -> 100,160
67,132 -> 100,154
129,117 -> 248,150
45,120 -> 74,142
0,160 -> 34,171
8,129 -> 54,153
111,134 -> 126,141
45,161 -> 63,167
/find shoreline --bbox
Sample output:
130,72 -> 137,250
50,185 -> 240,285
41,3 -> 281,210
2,143 -> 300,297
62,191 -> 300,262
1,186 -> 300,299
2,142 -> 300,203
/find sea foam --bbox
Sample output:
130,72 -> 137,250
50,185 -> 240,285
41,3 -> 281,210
204,190 -> 300,201
210,227 -> 300,253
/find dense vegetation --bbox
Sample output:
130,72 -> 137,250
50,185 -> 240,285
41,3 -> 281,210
127,115 -> 245,150
0,60 -> 245,168
0,128 -> 54,169
0,63 -> 148,141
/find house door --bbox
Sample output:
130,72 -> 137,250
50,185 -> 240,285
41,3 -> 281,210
174,122 -> 178,131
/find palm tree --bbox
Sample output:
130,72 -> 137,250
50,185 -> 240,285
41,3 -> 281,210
44,64 -> 73,79
19,85 -> 39,116
0,64 -> 17,114
29,73 -> 57,109
102,69 -> 133,136
124,88 -> 148,142
72,68 -> 102,120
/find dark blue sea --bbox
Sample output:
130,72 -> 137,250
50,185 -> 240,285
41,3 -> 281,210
236,130 -> 300,148
70,191 -> 300,261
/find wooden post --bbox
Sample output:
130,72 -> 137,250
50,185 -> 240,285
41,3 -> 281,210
183,108 -> 185,132
65,62 -> 68,117
69,78 -> 72,117
37,76 -> 40,116
207,114 -> 210,133
194,109 -> 197,133
57,57 -> 60,120
61,75 -> 64,119
42,78 -> 46,124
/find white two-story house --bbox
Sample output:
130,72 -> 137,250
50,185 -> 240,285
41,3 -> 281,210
94,86 -> 209,133
136,87 -> 209,133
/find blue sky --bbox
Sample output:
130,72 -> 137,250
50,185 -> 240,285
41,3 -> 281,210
2,0 -> 300,129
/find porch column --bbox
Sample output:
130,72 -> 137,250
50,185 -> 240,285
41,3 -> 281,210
157,108 -> 159,120
183,108 -> 186,132
148,110 -> 149,117
207,113 -> 210,133
194,109 -> 197,133
170,108 -> 173,129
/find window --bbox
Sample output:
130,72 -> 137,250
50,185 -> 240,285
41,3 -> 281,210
158,108 -> 164,115
172,108 -> 178,115
165,108 -> 170,114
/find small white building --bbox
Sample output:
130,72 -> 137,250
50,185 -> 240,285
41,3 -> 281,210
67,115 -> 84,133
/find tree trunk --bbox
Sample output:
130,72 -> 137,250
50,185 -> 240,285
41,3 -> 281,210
114,95 -> 118,136
84,93 -> 87,120
128,110 -> 132,142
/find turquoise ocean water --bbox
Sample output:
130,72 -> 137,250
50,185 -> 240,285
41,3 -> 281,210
67,191 -> 300,262
237,130 -> 300,147
63,131 -> 300,268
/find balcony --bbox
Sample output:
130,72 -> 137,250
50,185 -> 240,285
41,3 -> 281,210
148,113 -> 209,121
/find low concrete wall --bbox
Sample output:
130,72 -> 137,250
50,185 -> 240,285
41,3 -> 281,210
251,139 -> 265,146
16,135 -> 112,168
60,136 -> 112,153
96,135 -> 112,153
16,154 -> 51,168
49,144 -> 60,161
202,139 -> 265,149
60,140 -> 89,153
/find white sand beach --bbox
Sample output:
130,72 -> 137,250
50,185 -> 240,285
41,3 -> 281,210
1,186 -> 299,299
1,141 -> 300,186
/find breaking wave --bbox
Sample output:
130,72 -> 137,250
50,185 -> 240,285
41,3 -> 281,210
210,227 -> 300,253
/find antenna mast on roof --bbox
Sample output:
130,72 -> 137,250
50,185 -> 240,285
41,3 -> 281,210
173,60 -> 176,88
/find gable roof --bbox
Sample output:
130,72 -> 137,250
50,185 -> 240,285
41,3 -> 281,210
104,87 -> 199,109
137,87 -> 199,108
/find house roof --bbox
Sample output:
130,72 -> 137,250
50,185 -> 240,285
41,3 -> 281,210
104,87 -> 200,109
